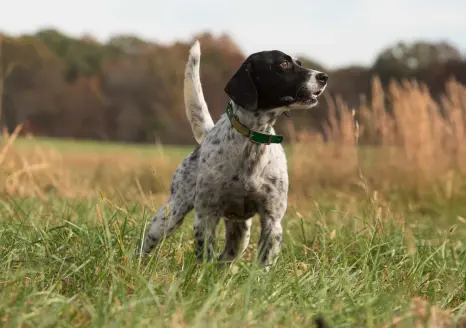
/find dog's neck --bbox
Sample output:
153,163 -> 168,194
231,102 -> 285,133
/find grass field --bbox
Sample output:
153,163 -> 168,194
0,189 -> 464,327
1,78 -> 466,327
0,137 -> 465,328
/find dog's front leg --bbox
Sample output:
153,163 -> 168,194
218,218 -> 252,262
193,212 -> 220,264
257,205 -> 285,270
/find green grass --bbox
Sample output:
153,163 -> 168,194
2,136 -> 300,158
1,195 -> 465,327
1,137 -> 466,326
3,136 -> 194,157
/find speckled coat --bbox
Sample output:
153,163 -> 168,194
140,40 -> 327,269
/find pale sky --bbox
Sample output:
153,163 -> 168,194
2,0 -> 465,68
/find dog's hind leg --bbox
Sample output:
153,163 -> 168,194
139,147 -> 199,255
141,196 -> 193,255
218,219 -> 252,262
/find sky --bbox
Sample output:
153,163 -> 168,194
2,0 -> 466,69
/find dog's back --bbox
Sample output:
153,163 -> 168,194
184,41 -> 214,144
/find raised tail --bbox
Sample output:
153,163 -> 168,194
184,40 -> 214,144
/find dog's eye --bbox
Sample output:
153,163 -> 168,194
280,61 -> 292,69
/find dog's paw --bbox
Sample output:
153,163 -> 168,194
133,239 -> 149,259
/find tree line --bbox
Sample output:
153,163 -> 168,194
1,29 -> 465,144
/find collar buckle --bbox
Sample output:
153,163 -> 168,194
248,130 -> 273,145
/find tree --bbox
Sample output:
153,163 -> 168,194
372,41 -> 463,82
1,34 -> 63,133
108,35 -> 152,54
33,28 -> 122,82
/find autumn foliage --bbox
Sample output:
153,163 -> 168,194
2,29 -> 466,203
1,29 -> 465,144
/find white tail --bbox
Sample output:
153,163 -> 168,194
184,40 -> 214,144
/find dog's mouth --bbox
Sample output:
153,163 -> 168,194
299,97 -> 317,104
296,94 -> 319,106
282,89 -> 325,109
298,89 -> 325,105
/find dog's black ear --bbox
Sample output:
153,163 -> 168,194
224,62 -> 258,111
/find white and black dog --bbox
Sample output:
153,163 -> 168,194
139,40 -> 328,269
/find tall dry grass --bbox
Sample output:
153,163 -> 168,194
289,78 -> 466,200
1,78 -> 466,204
0,128 -> 182,203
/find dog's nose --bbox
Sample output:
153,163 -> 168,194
316,72 -> 328,84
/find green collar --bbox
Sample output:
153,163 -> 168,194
226,101 -> 284,144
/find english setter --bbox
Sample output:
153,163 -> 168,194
139,40 -> 328,269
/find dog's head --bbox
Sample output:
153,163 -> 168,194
225,50 -> 328,111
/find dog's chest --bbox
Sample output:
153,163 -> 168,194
199,125 -> 288,219
220,182 -> 261,220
